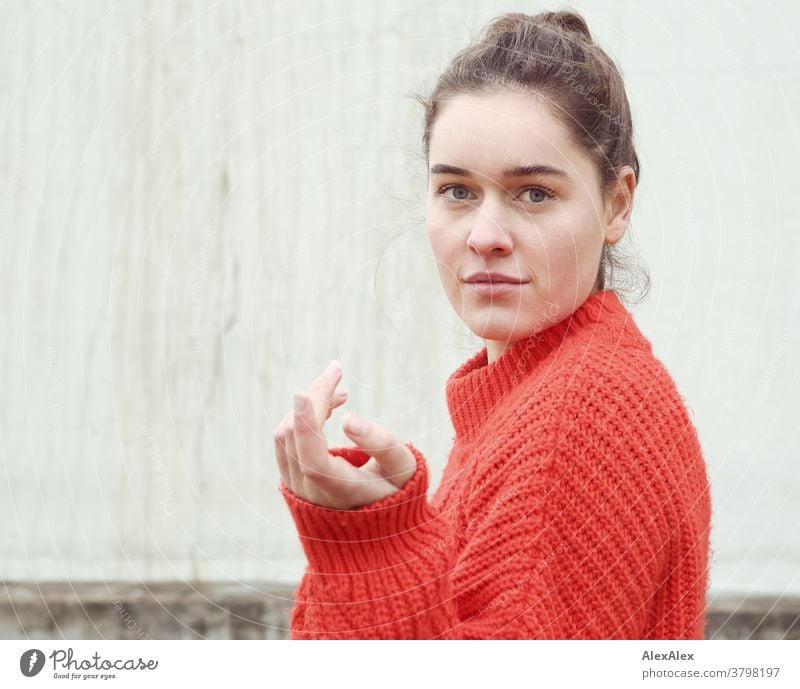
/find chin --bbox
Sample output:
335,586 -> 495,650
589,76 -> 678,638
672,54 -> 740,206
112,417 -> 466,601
463,313 -> 533,342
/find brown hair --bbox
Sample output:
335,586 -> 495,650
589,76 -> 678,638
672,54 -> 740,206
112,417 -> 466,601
415,9 -> 650,303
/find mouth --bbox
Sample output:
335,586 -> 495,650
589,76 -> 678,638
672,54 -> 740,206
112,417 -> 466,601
462,272 -> 530,285
465,279 -> 526,284
463,280 -> 528,297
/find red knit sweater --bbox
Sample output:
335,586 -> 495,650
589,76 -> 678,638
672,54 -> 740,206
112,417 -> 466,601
279,289 -> 712,639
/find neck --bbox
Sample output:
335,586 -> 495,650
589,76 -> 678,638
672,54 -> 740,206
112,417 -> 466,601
447,289 -> 647,441
485,339 -> 509,365
484,289 -> 605,364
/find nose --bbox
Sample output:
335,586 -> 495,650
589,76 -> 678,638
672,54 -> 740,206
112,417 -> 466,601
466,195 -> 513,255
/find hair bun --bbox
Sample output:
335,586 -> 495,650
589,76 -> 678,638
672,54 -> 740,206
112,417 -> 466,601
482,12 -> 531,41
482,10 -> 593,43
534,10 -> 593,41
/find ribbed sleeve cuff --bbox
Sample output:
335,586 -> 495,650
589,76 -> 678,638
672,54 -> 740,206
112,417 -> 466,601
280,442 -> 439,574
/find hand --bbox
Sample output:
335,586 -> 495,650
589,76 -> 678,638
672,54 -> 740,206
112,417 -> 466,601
273,359 -> 418,509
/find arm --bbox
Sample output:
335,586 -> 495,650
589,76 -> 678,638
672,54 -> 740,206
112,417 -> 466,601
280,442 -> 461,639
282,411 -> 671,639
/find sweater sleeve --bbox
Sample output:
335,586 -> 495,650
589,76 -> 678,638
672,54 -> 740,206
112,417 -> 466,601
280,421 -> 669,639
279,442 -> 461,639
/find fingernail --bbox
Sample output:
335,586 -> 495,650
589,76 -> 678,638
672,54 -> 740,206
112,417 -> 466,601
293,393 -> 306,413
325,359 -> 342,376
345,413 -> 367,436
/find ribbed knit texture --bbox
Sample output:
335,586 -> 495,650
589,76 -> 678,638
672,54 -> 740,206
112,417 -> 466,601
280,288 -> 713,639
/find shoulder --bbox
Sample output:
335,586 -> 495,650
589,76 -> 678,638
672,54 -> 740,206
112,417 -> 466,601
485,340 -> 657,454
513,339 -> 699,465
483,337 -> 701,474
512,338 -> 657,419
537,337 -> 681,414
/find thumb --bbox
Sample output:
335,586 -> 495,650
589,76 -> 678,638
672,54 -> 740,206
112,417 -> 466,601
342,412 -> 416,488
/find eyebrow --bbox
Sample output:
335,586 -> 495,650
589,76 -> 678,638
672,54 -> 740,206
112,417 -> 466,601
429,163 -> 569,179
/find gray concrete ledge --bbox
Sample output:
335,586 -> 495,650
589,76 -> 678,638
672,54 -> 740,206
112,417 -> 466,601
705,592 -> 800,640
0,582 -> 296,640
1,582 -> 798,640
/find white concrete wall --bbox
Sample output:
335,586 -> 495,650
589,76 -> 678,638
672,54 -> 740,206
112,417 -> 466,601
1,0 -> 797,598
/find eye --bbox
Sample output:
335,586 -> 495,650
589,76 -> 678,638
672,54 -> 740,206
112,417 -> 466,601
434,183 -> 556,205
522,186 -> 555,203
435,184 -> 474,203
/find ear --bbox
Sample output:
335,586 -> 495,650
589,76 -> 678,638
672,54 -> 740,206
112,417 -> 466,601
604,166 -> 636,245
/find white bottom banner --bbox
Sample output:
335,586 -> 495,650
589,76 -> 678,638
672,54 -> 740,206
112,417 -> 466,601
0,640 -> 796,687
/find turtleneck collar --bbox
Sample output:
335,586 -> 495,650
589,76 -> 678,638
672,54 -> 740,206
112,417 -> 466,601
445,288 -> 648,441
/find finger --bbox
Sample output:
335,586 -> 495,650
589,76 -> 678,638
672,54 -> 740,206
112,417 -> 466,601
306,359 -> 344,429
342,413 -> 416,488
277,384 -> 348,493
293,392 -> 360,494
273,409 -> 296,488
283,407 -> 306,489
279,382 -> 346,482
292,391 -> 332,480
273,435 -> 291,488
285,425 -> 301,488
326,387 -> 349,420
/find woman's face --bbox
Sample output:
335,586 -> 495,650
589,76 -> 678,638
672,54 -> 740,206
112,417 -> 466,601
426,90 -> 634,359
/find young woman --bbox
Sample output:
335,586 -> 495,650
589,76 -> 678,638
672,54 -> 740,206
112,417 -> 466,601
273,10 -> 712,640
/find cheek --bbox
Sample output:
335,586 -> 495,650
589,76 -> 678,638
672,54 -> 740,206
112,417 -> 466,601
526,206 -> 600,272
554,198 -> 603,248
426,223 -> 460,284
426,201 -> 464,261
534,236 -> 577,274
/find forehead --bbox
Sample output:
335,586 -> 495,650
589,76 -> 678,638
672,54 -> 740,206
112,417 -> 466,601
428,90 -> 589,175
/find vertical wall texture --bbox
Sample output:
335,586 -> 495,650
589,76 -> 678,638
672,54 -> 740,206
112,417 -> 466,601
1,0 -> 798,599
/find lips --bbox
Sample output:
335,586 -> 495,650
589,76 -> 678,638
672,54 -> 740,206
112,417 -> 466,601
462,271 -> 529,284
465,281 -> 525,297
469,279 -> 521,283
